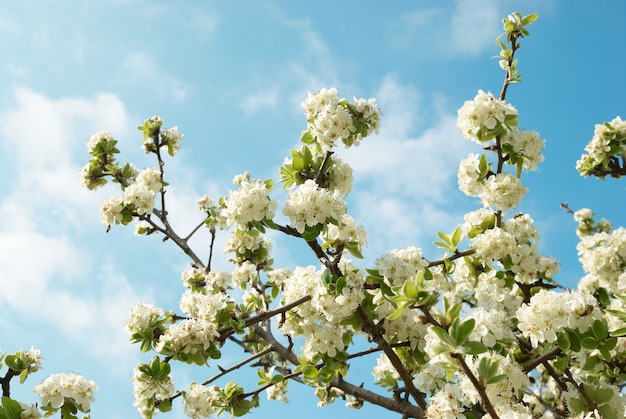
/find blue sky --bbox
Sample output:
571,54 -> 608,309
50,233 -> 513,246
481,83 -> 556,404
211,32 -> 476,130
0,1 -> 624,418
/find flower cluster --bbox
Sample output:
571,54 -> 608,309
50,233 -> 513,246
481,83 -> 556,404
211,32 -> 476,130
576,116 -> 626,178
80,131 -> 121,190
426,383 -> 467,419
179,289 -> 233,319
33,372 -> 97,415
301,88 -> 381,150
225,229 -> 273,267
99,166 -> 162,229
139,116 -> 184,157
573,208 -> 612,238
469,215 -> 559,285
516,289 -> 600,347
125,303 -> 166,336
457,154 -> 529,212
183,383 -> 221,418
321,214 -> 367,258
279,263 -> 364,359
482,173 -> 527,212
375,246 -> 429,287
131,362 -> 175,418
577,226 -> 626,295
302,88 -> 352,150
501,129 -> 545,171
457,90 -> 519,143
221,173 -> 277,229
282,179 -> 346,234
155,318 -> 219,358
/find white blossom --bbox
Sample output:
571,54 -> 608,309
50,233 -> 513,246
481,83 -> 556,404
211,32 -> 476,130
282,179 -> 346,233
131,366 -> 174,418
516,289 -> 600,347
183,383 -> 221,418
125,303 -> 165,335
221,175 -> 277,228
457,90 -> 518,142
33,373 -> 97,413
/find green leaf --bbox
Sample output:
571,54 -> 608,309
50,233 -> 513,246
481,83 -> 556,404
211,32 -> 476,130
301,223 -> 323,241
430,343 -> 453,356
300,365 -> 318,379
157,398 -> 172,413
18,370 -> 28,384
591,319 -> 608,340
437,231 -> 452,246
271,374 -> 284,385
433,241 -> 451,251
610,327 -> 626,337
487,373 -> 508,385
3,356 -> 20,371
582,355 -> 598,371
387,302 -> 410,321
431,325 -> 456,347
590,385 -> 614,404
292,157 -> 305,170
461,341 -> 488,355
1,397 -> 23,419
567,329 -> 582,352
556,332 -> 570,350
580,336 -> 598,350
452,318 -> 475,346
598,346 -> 612,362
344,241 -> 363,259
522,13 -> 539,26
598,403 -> 617,418
300,131 -> 315,144
603,336 -> 618,351
568,397 -> 587,414
451,227 -> 462,247
403,280 -> 418,300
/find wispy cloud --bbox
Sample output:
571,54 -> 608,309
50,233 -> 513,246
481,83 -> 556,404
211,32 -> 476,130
240,87 -> 280,116
389,0 -> 501,58
119,52 -> 190,103
238,3 -> 339,116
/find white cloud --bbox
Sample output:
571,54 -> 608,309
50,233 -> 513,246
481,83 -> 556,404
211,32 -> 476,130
339,75 -> 476,256
450,0 -> 501,56
0,88 -> 150,370
119,52 -> 190,102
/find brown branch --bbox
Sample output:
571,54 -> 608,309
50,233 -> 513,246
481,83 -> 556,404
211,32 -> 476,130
314,151 -> 335,186
217,296 -> 313,342
143,209 -> 206,269
356,306 -> 427,410
522,347 -> 562,373
0,368 -> 18,398
206,228 -> 216,272
251,324 -> 425,418
499,36 -> 519,101
427,249 -> 475,268
167,347 -> 274,402
564,368 -> 597,411
451,353 -> 499,419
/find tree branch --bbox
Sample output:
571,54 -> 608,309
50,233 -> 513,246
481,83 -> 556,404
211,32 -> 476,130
451,353 -> 499,419
251,324 -> 425,418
